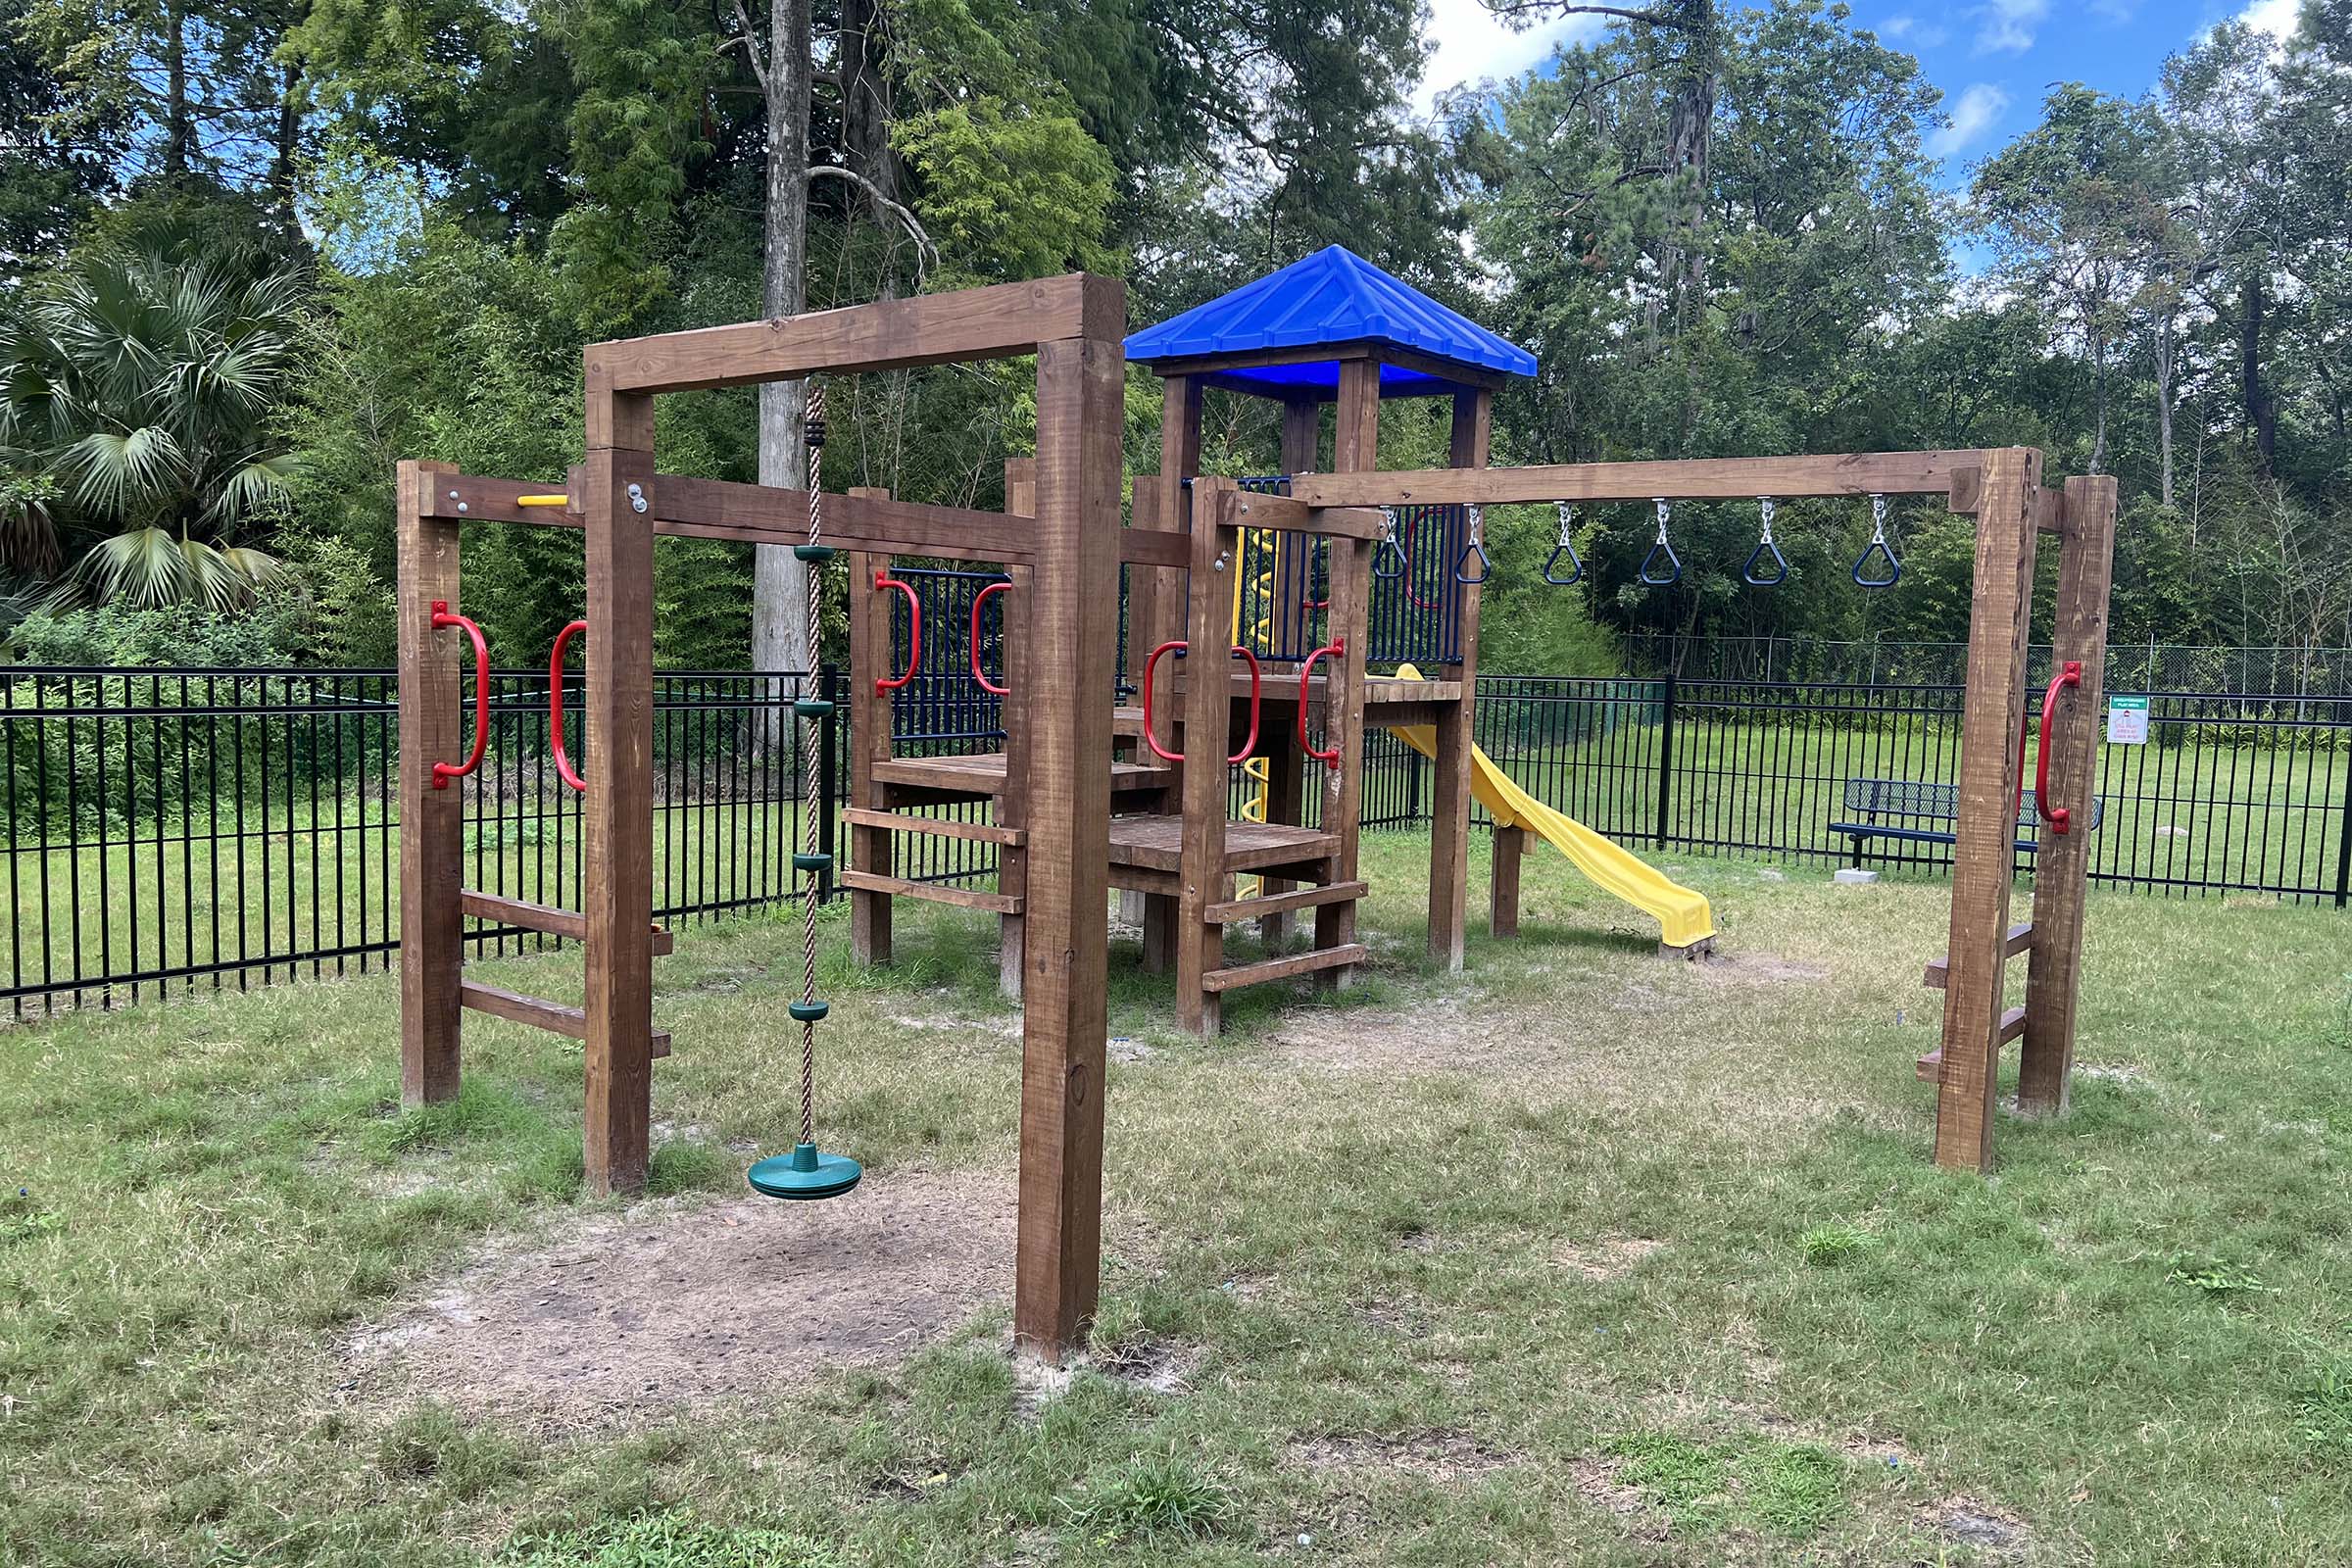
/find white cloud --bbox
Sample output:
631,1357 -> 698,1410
1414,0 -> 1608,111
1974,0 -> 2049,53
1930,82 -> 2012,155
2239,0 -> 2301,38
1880,13 -> 1918,37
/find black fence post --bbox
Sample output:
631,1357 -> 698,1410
818,662 -> 839,902
1654,669 -> 1677,851
2335,745 -> 2351,909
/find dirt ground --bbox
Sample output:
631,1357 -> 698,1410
344,1169 -> 1015,1430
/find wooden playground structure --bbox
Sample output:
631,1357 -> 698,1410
396,254 -> 2119,1359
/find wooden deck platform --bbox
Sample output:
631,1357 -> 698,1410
871,751 -> 1172,798
1104,814 -> 1338,874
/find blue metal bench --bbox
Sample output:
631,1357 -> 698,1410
1830,778 -> 2103,864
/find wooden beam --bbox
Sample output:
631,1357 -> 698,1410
585,274 -> 1124,393
1490,824 -> 1527,939
1287,450 -> 1983,509
841,807 -> 1025,847
1204,880 -> 1367,923
1201,943 -> 1373,992
847,527 -> 893,967
1932,449 -> 2042,1173
1011,326 -> 1122,1361
396,459 -> 465,1107
459,889 -> 674,955
998,466 -> 1036,1004
839,869 -> 1023,914
2021,475 -> 2119,1115
460,981 -> 670,1058
1429,387 -> 1492,973
424,471 -> 1037,565
1175,480 -> 1239,1034
1922,920 -> 2034,989
1221,489 -> 1387,540
1118,528 -> 1190,569
578,401 -> 660,1197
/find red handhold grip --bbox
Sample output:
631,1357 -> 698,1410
550,618 -> 587,793
429,600 -> 489,791
1141,640 -> 1262,763
2034,660 -> 2082,834
970,580 -> 1010,696
874,570 -> 920,694
1298,637 -> 1347,769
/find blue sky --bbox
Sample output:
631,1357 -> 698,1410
1418,0 -> 2306,184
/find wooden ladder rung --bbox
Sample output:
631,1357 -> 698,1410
1204,880 -> 1368,924
460,890 -> 674,956
460,981 -> 670,1057
1921,921 -> 2034,990
842,807 -> 1025,847
1913,1006 -> 2028,1081
1200,942 -> 1371,994
840,867 -> 1023,914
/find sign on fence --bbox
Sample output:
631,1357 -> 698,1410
2106,695 -> 2150,745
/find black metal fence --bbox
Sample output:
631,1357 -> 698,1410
5,661 -> 2345,1017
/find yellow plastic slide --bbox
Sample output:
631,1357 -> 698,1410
1389,664 -> 1715,951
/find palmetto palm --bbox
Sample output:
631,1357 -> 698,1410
0,247 -> 304,609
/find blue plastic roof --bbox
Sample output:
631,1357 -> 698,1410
1123,245 -> 1537,400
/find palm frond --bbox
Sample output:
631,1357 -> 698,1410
204,452 -> 299,526
61,426 -> 186,524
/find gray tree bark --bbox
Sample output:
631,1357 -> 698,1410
751,0 -> 814,681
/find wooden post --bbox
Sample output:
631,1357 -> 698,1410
578,387 -> 660,1197
999,461 -> 1037,999
1933,449 -> 2042,1173
397,458 -> 465,1106
1140,377 -> 1202,973
846,490 -> 895,967
1012,328 -> 1122,1359
2021,474 -> 2118,1115
1491,824 -> 1527,938
1175,482 -> 1238,1034
1313,533 -> 1373,989
1259,394 -> 1323,947
1430,388 -> 1492,970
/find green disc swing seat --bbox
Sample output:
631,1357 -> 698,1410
746,377 -> 861,1205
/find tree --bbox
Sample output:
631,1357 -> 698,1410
0,239 -> 302,607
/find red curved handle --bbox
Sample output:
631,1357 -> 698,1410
1298,637 -> 1347,769
970,580 -> 1010,695
2034,661 -> 2082,833
875,570 -> 920,694
1140,641 -> 1261,763
550,619 -> 587,793
1142,640 -> 1186,763
429,601 -> 489,790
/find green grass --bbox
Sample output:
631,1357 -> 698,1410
3,830 -> 2350,1564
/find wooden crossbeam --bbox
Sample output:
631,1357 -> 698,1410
1915,1006 -> 2028,1082
1204,880 -> 1368,924
1201,485 -> 1387,541
1922,920 -> 2033,990
585,274 -> 1124,392
460,981 -> 670,1057
1200,943 -> 1372,993
460,890 -> 674,955
840,867 -> 1024,914
1286,450 -> 1993,509
840,808 -> 1025,847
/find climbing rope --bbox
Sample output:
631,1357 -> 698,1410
748,381 -> 861,1200
1743,496 -> 1788,587
1543,502 -> 1584,586
1852,494 -> 1900,588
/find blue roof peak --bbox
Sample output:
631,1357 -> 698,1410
1123,246 -> 1536,401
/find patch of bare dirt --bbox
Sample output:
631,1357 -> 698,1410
1287,1429 -> 1519,1481
1695,951 -> 1830,985
1921,1496 -> 2031,1554
343,1169 -> 1013,1430
1553,1235 -> 1667,1279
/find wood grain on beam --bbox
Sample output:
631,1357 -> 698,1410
1288,450 -> 1990,508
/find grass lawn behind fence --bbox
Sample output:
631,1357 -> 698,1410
3,833 -> 2350,1565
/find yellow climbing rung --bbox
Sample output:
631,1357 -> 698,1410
515,493 -> 571,507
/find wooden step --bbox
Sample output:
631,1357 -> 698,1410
842,807 -> 1024,847
1922,921 -> 2033,990
1914,1006 -> 2028,1081
1200,942 -> 1370,994
1204,880 -> 1367,924
461,981 -> 670,1057
461,890 -> 674,955
840,867 -> 1022,914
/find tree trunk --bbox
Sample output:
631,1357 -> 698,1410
2241,273 -> 2276,468
2155,313 -> 2176,508
271,59 -> 301,218
164,1 -> 190,178
752,0 -> 815,685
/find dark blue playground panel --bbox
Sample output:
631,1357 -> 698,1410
1230,475 -> 1462,667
